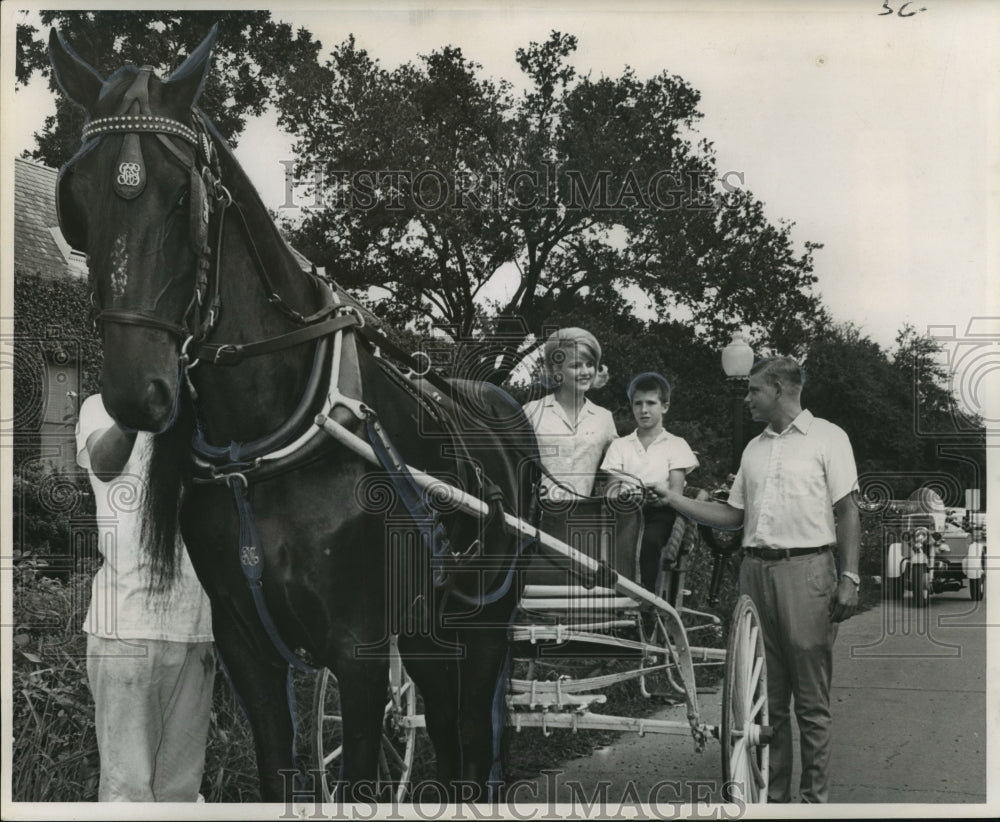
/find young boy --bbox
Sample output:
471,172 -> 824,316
601,372 -> 699,594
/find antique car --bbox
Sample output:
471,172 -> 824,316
883,499 -> 986,606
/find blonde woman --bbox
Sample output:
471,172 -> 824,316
522,327 -> 617,499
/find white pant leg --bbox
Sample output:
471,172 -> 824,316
86,635 -> 214,802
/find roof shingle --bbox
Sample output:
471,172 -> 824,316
14,157 -> 84,281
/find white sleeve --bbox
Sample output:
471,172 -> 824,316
825,425 -> 860,504
600,438 -> 624,473
603,410 -> 618,446
728,463 -> 746,511
668,436 -> 700,474
75,395 -> 113,472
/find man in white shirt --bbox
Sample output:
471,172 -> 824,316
659,357 -> 860,803
76,393 -> 214,801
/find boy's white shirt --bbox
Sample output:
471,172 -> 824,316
600,428 -> 699,486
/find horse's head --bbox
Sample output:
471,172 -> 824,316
50,27 -> 219,431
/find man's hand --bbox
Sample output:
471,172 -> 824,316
645,481 -> 669,506
829,577 -> 859,623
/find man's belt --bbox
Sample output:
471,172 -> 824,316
744,545 -> 831,561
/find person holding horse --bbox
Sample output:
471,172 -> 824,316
601,372 -> 699,594
76,394 -> 214,802
657,356 -> 860,803
522,327 -> 617,501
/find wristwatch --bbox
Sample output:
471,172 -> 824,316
840,571 -> 861,587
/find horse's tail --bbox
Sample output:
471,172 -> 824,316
141,393 -> 194,593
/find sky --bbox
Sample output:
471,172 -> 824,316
3,0 -> 999,356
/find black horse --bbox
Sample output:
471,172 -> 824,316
50,26 -> 540,801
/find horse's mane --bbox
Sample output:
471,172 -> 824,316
136,107 -> 298,593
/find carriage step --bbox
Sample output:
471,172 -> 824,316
507,691 -> 607,711
519,596 -> 640,610
523,585 -> 621,596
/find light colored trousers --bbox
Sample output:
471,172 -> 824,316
740,550 -> 839,803
86,635 -> 215,802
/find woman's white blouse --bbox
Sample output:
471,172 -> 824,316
523,395 -> 618,498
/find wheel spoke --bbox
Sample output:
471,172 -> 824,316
322,744 -> 343,768
748,655 -> 763,701
749,692 -> 766,722
380,735 -> 406,769
745,625 -> 758,675
733,650 -> 747,727
749,749 -> 765,789
730,736 -> 747,782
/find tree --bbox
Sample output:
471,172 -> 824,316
276,31 -> 825,379
17,10 -> 321,169
803,322 -> 985,501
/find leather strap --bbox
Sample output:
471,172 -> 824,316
194,310 -> 361,366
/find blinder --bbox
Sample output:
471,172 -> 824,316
55,164 -> 88,253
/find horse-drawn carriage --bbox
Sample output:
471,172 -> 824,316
310,484 -> 770,804
49,25 -> 770,805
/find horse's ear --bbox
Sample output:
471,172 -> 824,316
165,24 -> 218,105
48,29 -> 104,110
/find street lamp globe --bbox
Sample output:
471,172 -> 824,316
721,330 -> 754,378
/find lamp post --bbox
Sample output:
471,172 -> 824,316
705,330 -> 755,607
721,330 -> 754,474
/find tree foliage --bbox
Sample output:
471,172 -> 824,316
17,10 -> 321,169
802,322 -> 985,501
276,31 -> 825,378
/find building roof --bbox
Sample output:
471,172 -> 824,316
14,157 -> 86,280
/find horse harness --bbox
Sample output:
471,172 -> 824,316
61,80 -> 534,672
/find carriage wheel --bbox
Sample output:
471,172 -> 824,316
721,594 -> 770,804
313,653 -> 418,803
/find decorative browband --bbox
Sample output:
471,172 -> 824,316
82,114 -> 198,145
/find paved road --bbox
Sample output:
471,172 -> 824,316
526,592 -> 989,809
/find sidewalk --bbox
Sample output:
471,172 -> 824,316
526,594 -> 988,806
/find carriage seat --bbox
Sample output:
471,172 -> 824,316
518,480 -> 701,616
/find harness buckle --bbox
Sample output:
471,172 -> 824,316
215,183 -> 233,207
337,304 -> 366,330
180,335 -> 201,370
328,387 -> 371,420
411,350 -> 432,377
224,472 -> 248,492
212,344 -> 241,366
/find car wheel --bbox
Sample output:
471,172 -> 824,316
883,576 -> 903,601
910,566 -> 928,608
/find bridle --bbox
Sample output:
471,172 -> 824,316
60,67 -> 350,380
